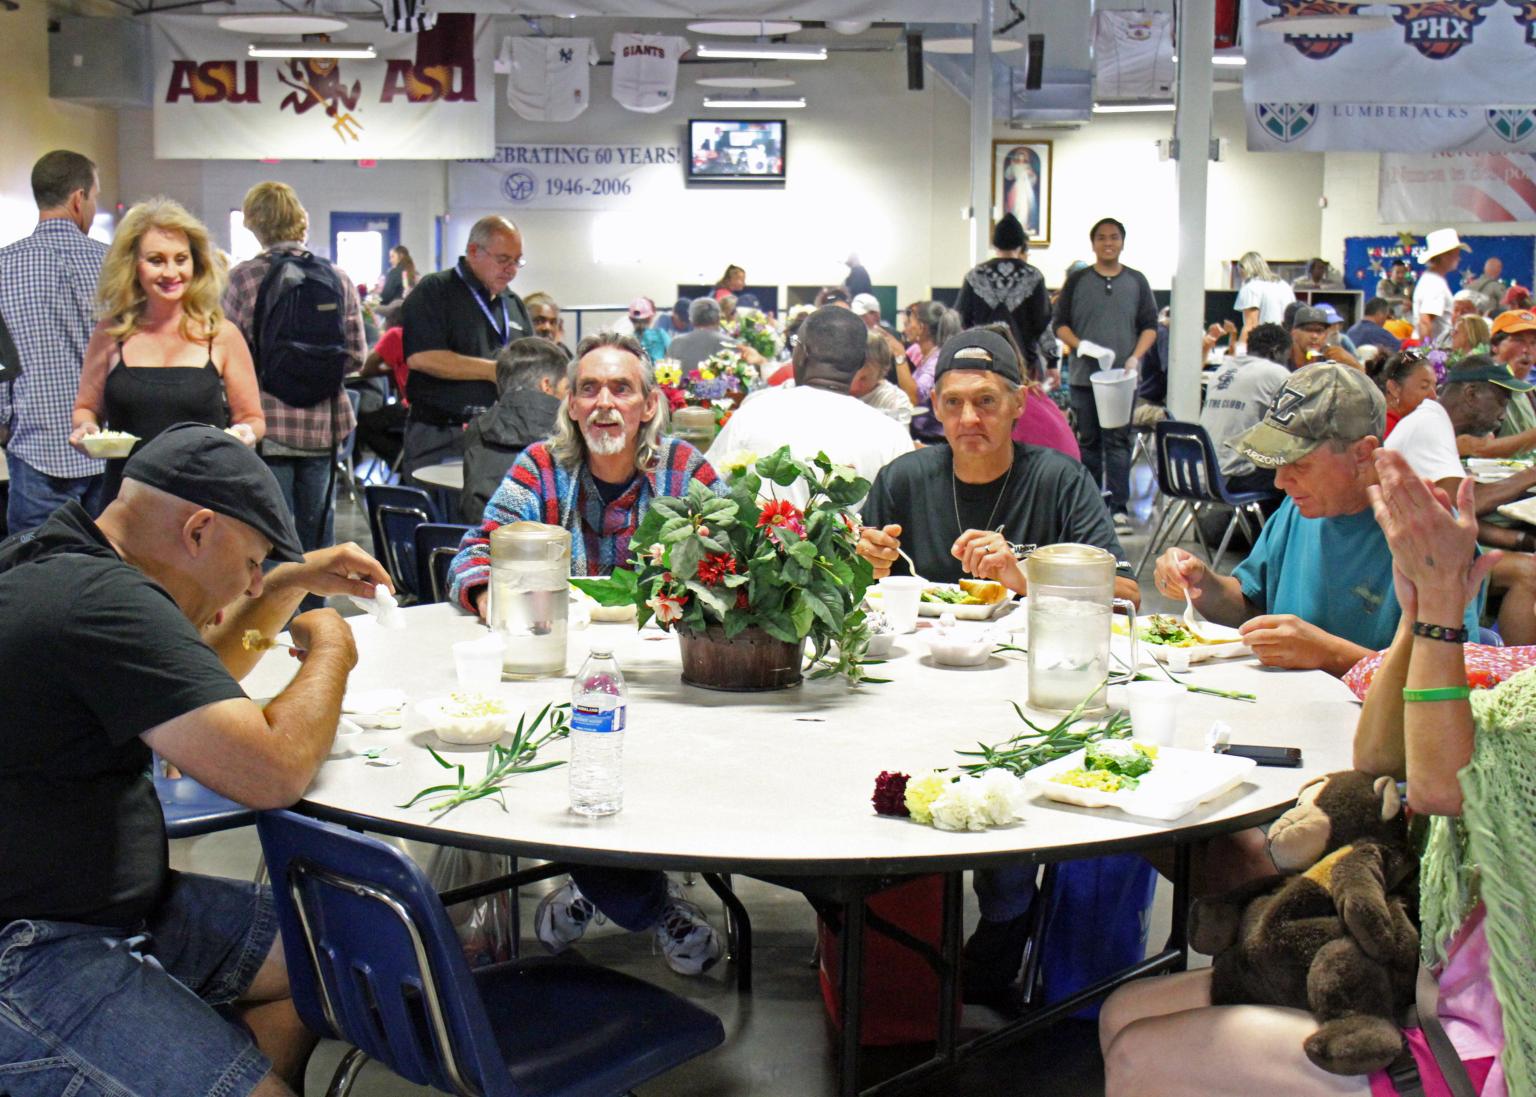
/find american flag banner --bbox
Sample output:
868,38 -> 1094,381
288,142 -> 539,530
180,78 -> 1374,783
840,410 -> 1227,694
1380,152 -> 1536,222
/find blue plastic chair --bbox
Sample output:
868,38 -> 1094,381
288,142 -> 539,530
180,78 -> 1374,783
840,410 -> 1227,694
364,484 -> 440,599
257,810 -> 725,1097
415,522 -> 473,605
154,759 -> 257,839
1134,420 -> 1284,575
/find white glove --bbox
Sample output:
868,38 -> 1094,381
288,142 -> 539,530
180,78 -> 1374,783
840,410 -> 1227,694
1076,340 -> 1117,371
1125,356 -> 1141,375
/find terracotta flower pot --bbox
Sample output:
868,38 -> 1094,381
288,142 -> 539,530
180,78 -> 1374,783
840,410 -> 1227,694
677,624 -> 804,692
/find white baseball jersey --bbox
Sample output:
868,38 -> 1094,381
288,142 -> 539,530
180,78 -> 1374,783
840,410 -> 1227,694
506,36 -> 596,122
610,33 -> 689,113
1091,10 -> 1173,99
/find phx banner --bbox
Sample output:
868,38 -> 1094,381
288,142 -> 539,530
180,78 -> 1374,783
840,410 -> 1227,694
153,15 -> 494,160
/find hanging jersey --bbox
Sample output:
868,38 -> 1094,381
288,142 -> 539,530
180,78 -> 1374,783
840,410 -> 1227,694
610,33 -> 689,113
506,36 -> 596,122
1091,10 -> 1174,100
382,0 -> 435,34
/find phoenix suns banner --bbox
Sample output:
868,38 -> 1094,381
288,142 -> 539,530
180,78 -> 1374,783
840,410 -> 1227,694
1247,103 -> 1536,153
153,15 -> 494,160
1243,1 -> 1536,106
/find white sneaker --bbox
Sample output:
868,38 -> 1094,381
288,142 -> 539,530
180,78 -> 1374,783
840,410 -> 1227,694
1113,512 -> 1134,534
534,879 -> 602,953
653,897 -> 724,976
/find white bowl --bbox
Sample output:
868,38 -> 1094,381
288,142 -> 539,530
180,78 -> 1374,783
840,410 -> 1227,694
418,692 -> 511,745
81,431 -> 139,459
865,632 -> 896,658
921,630 -> 994,667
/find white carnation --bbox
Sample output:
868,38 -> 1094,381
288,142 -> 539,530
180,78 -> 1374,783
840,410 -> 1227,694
929,778 -> 989,832
975,768 -> 1029,827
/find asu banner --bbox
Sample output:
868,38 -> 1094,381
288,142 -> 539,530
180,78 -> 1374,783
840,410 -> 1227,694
153,15 -> 494,160
1246,103 -> 1536,153
1243,2 -> 1536,106
1380,152 -> 1536,221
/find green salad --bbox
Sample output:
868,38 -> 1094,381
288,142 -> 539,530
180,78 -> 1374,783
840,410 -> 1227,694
1140,614 -> 1195,647
1052,740 -> 1159,793
921,587 -> 979,605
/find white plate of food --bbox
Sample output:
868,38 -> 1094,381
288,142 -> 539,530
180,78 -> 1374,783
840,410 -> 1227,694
1467,457 -> 1533,483
1125,613 -> 1251,663
1024,743 -> 1256,821
80,430 -> 140,459
417,691 -> 511,745
1497,496 -> 1536,526
917,580 -> 1016,621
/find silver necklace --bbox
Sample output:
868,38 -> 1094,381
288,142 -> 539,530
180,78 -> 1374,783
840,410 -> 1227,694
952,460 -> 1014,538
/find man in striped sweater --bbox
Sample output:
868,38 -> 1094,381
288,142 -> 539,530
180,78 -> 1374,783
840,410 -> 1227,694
447,331 -> 727,976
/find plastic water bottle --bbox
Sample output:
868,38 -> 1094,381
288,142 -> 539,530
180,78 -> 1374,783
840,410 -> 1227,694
568,644 -> 626,816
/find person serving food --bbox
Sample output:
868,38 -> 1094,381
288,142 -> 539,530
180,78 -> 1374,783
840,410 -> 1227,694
857,328 -> 1139,606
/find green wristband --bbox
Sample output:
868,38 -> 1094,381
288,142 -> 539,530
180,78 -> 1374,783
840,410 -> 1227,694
1401,685 -> 1472,703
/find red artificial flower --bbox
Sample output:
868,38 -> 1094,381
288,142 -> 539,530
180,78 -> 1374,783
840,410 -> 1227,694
872,771 -> 911,817
664,388 -> 687,411
697,552 -> 738,586
735,589 -> 750,610
757,499 -> 806,536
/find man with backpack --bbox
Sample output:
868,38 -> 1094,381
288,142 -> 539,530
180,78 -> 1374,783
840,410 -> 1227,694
223,182 -> 365,556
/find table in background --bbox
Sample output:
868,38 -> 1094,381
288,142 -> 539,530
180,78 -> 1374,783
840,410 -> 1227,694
411,461 -> 464,492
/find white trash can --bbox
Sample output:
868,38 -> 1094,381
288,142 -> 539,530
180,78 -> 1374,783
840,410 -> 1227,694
1089,369 -> 1137,429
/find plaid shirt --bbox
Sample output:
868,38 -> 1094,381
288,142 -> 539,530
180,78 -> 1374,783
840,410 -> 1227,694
0,220 -> 108,478
223,243 -> 365,452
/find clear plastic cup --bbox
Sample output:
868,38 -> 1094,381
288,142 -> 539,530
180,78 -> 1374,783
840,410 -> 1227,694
878,575 -> 926,634
1124,681 -> 1183,746
453,634 -> 506,691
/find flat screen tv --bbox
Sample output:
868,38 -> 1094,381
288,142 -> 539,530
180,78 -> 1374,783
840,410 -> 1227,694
687,119 -> 786,183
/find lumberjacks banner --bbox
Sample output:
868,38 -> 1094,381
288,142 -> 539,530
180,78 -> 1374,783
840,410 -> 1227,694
1243,2 -> 1536,106
448,144 -> 682,212
1247,103 -> 1536,153
153,15 -> 494,159
1380,152 -> 1536,221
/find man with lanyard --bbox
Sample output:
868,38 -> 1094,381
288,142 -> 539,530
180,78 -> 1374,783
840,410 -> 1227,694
400,215 -> 532,475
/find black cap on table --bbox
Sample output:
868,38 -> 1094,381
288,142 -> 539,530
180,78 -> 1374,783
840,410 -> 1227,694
122,422 -> 306,563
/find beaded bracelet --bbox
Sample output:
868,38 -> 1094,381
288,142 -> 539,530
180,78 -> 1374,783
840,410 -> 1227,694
1402,685 -> 1472,703
1411,621 -> 1469,644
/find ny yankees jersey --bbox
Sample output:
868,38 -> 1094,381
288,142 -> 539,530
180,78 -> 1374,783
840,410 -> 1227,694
506,36 -> 596,122
610,33 -> 689,113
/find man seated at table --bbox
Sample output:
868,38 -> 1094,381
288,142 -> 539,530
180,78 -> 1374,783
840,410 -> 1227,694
1155,362 -> 1479,676
857,327 -> 1138,605
705,306 -> 912,505
448,332 -> 726,977
460,336 -> 570,523
0,422 -> 390,1096
1456,309 -> 1536,460
1198,322 -> 1293,499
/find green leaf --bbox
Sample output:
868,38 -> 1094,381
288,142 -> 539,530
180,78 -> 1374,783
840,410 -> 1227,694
569,570 -> 640,607
686,580 -> 730,619
788,593 -> 814,638
755,446 -> 804,487
799,583 -> 843,632
427,745 -> 453,770
787,539 -> 817,567
759,611 -> 799,644
697,533 -> 729,553
722,612 -> 750,639
669,537 -> 703,580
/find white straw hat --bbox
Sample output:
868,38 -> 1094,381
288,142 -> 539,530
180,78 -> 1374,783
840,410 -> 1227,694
1423,228 -> 1472,260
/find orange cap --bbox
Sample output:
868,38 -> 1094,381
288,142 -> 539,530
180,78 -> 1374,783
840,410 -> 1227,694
1491,310 -> 1536,337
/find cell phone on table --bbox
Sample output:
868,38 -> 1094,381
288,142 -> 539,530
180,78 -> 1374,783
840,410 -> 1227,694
1217,743 -> 1303,767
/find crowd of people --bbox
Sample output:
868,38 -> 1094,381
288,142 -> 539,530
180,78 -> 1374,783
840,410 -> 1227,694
0,144 -> 1526,1096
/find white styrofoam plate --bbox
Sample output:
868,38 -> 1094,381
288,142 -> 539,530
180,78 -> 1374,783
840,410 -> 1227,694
1024,745 -> 1257,821
1497,496 -> 1536,526
1115,617 -> 1252,663
917,583 -> 1017,621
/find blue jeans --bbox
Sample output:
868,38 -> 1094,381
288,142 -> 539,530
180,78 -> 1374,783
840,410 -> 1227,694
1070,385 -> 1132,514
973,865 -> 1040,922
263,454 -> 335,554
0,872 -> 277,1097
569,867 -> 669,932
5,453 -> 107,535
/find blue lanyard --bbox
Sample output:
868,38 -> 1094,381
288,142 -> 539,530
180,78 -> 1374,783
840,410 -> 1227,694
455,267 -> 510,345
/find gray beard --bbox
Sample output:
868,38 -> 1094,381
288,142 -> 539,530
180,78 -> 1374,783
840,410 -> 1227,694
583,423 -> 627,456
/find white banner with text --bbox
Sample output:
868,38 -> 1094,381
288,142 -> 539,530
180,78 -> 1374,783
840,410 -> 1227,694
448,144 -> 683,211
1247,103 -> 1536,154
1379,152 -> 1536,222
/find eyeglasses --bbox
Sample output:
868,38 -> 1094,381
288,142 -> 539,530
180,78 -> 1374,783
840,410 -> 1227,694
489,252 -> 526,270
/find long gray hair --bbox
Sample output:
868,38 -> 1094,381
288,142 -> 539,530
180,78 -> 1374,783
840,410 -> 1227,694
1238,251 -> 1277,283
547,332 -> 671,472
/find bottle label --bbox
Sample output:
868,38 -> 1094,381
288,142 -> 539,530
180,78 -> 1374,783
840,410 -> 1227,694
570,703 -> 626,734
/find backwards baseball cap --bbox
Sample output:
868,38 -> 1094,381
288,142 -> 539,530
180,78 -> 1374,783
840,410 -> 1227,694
1444,358 -> 1536,392
627,296 -> 656,321
850,292 -> 880,317
1291,305 -> 1330,330
670,296 -> 692,315
1233,362 -> 1386,469
933,329 -> 1022,386
1491,309 -> 1536,338
122,423 -> 305,562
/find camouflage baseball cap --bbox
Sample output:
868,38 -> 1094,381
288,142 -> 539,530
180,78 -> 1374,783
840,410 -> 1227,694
1233,362 -> 1387,469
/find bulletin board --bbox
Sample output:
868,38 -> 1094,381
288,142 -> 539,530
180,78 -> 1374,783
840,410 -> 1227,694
1343,234 -> 1535,300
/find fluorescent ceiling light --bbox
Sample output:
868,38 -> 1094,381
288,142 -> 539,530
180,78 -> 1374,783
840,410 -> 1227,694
220,14 -> 348,35
248,41 -> 377,59
923,36 -> 1024,54
696,76 -> 797,89
702,95 -> 806,109
688,20 -> 802,37
694,41 -> 826,61
1170,53 -> 1247,66
1255,13 -> 1392,34
1093,101 -> 1175,113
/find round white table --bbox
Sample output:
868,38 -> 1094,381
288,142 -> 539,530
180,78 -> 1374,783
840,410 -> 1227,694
412,461 -> 464,491
245,604 -> 1359,1094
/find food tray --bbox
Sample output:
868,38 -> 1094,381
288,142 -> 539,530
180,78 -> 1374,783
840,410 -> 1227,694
917,583 -> 1018,621
1468,458 -> 1532,483
81,431 -> 139,459
1023,745 -> 1256,821
1115,618 -> 1252,664
1497,496 -> 1536,526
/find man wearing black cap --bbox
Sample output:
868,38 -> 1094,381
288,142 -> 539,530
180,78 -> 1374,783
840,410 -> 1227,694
655,296 -> 693,338
1288,304 -> 1359,371
955,212 -> 1050,379
705,307 -> 911,505
0,423 -> 390,1095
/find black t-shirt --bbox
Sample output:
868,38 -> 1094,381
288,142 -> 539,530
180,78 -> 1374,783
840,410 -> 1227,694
861,444 -> 1129,585
954,258 -> 1051,378
401,258 -> 532,424
0,503 -> 246,927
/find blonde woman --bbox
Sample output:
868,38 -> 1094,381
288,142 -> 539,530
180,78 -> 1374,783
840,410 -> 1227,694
1234,251 -> 1296,350
72,197 -> 263,496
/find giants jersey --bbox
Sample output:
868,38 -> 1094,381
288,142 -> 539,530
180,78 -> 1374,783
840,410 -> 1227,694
505,36 -> 596,122
610,33 -> 689,113
1091,10 -> 1174,99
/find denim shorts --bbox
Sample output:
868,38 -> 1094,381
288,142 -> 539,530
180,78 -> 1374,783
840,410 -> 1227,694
0,872 -> 278,1097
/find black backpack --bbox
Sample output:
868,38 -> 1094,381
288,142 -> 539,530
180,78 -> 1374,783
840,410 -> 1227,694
251,251 -> 350,408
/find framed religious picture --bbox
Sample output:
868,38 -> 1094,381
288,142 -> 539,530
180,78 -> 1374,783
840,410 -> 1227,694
991,139 -> 1052,248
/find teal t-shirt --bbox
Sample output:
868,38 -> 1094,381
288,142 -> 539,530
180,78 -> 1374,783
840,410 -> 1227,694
638,326 -> 671,364
1233,499 -> 1478,653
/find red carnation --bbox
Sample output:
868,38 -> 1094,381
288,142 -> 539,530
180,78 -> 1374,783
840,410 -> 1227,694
697,552 -> 738,586
735,589 -> 750,610
757,498 -> 806,537
872,771 -> 911,817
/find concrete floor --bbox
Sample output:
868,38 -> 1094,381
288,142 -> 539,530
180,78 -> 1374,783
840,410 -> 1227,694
184,458 -> 1226,1097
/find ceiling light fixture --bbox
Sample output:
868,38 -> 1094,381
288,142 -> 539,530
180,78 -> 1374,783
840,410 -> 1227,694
702,94 -> 806,109
1171,53 -> 1247,66
687,20 -> 802,37
694,41 -> 827,61
1254,13 -> 1392,34
1092,101 -> 1175,113
923,36 -> 1025,55
696,76 -> 798,89
219,14 -> 348,35
248,41 -> 377,59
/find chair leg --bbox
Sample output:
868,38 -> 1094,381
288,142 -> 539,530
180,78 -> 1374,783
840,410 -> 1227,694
1211,512 -> 1241,574
325,1046 -> 369,1097
701,872 -> 753,994
1134,499 -> 1182,575
1188,503 -> 1215,562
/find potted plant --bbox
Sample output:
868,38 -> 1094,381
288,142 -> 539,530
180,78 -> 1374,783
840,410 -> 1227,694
570,447 -> 878,690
